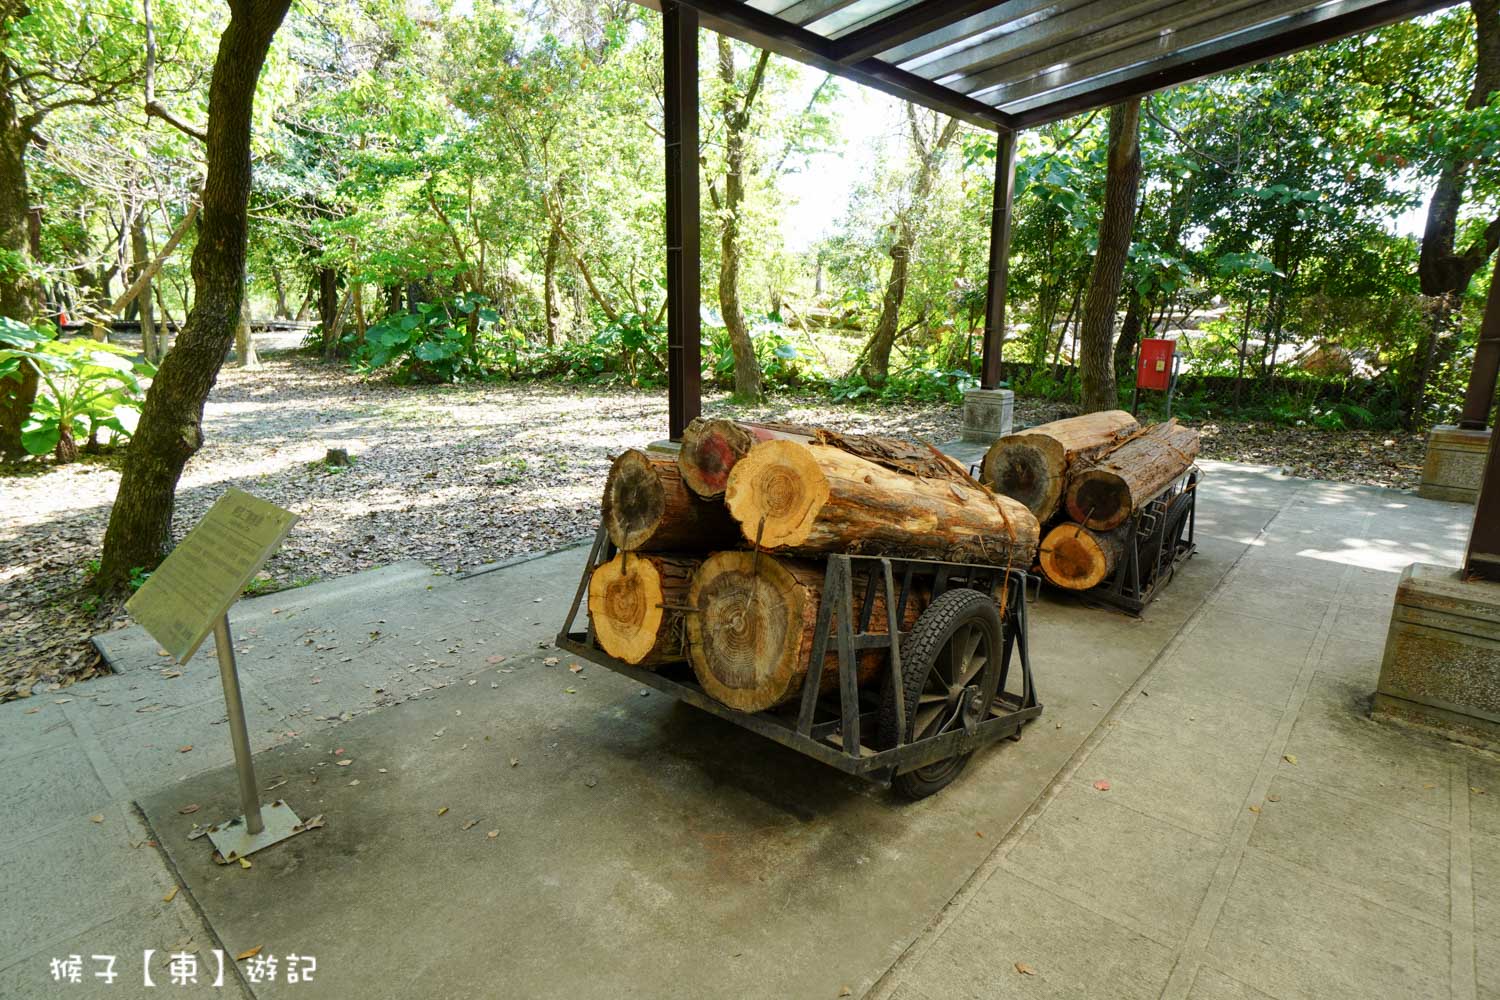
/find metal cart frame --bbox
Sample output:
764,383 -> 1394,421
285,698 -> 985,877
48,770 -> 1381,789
557,528 -> 1042,784
1077,467 -> 1199,616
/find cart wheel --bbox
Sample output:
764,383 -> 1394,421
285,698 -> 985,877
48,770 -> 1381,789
880,588 -> 1003,800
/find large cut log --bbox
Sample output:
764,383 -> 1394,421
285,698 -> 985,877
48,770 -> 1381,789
677,417 -> 974,499
686,550 -> 926,712
602,449 -> 739,552
588,552 -> 699,666
1038,522 -> 1131,591
980,409 -> 1139,520
1065,420 -> 1200,531
724,439 -> 1039,565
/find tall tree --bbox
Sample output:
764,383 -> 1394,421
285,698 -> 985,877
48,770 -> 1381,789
861,108 -> 959,385
711,37 -> 769,401
0,0 -> 138,458
96,0 -> 292,588
1078,98 -> 1142,413
1410,0 -> 1500,420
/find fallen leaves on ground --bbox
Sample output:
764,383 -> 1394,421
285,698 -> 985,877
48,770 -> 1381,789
162,886 -> 178,903
0,352 -> 1429,704
1015,962 -> 1037,976
178,804 -> 199,814
1093,780 -> 1111,792
235,947 -> 262,961
1283,754 -> 1298,765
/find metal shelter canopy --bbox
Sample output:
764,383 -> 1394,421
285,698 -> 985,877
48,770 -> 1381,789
649,0 -> 1457,131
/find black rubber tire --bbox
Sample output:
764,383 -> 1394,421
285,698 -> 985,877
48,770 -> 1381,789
879,588 -> 1004,800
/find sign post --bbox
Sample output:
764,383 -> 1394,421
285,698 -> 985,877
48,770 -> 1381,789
126,488 -> 309,860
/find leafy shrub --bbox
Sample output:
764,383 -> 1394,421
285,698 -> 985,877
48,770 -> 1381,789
348,296 -> 499,383
0,320 -> 153,463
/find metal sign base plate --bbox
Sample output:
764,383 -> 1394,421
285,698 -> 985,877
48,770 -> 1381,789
207,800 -> 306,862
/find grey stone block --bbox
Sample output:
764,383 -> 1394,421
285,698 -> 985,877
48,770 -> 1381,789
959,387 -> 1013,444
1374,562 -> 1500,749
1418,424 -> 1489,502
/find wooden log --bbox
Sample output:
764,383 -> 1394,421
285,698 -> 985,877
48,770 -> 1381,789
979,409 -> 1139,520
686,550 -> 925,712
1038,522 -> 1131,591
677,417 -> 975,499
1064,420 -> 1201,531
724,439 -> 1039,565
588,553 -> 699,666
601,449 -> 739,552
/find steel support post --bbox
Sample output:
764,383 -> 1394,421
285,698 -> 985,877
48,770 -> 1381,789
980,128 -> 1017,390
1458,259 -> 1500,431
663,0 -> 701,441
213,615 -> 264,835
1466,399 -> 1500,581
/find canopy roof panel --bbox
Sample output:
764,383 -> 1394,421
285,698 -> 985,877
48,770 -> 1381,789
646,0 -> 1458,129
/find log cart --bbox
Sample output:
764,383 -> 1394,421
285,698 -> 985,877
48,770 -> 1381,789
981,412 -> 1202,617
556,421 -> 1044,800
557,529 -> 1040,799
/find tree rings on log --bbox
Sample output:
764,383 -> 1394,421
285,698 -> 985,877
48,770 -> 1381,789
588,553 -> 699,665
980,409 -> 1139,520
602,448 -> 739,551
1038,522 -> 1129,591
685,551 -> 912,713
1065,420 -> 1200,531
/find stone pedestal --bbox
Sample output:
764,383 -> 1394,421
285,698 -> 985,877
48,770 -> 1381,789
1417,425 -> 1490,503
960,387 -> 1014,444
1374,562 -> 1500,750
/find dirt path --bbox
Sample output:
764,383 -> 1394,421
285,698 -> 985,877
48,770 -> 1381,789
0,353 -> 1428,700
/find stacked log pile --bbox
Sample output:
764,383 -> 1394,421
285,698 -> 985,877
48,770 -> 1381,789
586,419 -> 1041,713
980,415 -> 1199,592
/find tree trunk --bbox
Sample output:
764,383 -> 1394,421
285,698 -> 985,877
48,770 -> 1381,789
1078,98 -> 1143,413
271,265 -> 289,318
1408,0 -> 1500,423
317,266 -> 339,358
602,449 -> 741,552
717,38 -> 767,401
588,552 -> 699,666
979,409 -> 1140,520
1065,419 -> 1199,531
0,82 -> 38,459
686,550 -> 926,712
1114,293 -> 1143,385
543,219 -> 561,347
131,215 -> 160,364
677,417 -> 974,499
234,283 -> 259,368
96,0 -> 294,589
1038,521 -> 1130,591
862,112 -> 961,385
724,439 -> 1039,564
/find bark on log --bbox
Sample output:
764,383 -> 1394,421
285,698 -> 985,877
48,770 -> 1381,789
686,550 -> 926,712
677,417 -> 974,499
1065,420 -> 1200,531
602,449 -> 739,552
980,409 -> 1139,520
588,552 -> 699,666
1038,522 -> 1131,591
724,439 -> 1039,565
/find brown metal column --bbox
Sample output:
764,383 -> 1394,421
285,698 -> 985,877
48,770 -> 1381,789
980,127 -> 1017,390
1465,263 -> 1500,580
1457,260 -> 1500,431
663,0 -> 701,441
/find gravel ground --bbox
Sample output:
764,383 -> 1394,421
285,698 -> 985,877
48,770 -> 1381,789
0,352 -> 1430,701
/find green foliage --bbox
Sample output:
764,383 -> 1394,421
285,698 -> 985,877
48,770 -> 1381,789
347,296 -> 499,383
0,327 -> 152,462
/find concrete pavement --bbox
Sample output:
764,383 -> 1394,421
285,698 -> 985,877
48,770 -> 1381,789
0,460 -> 1492,998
